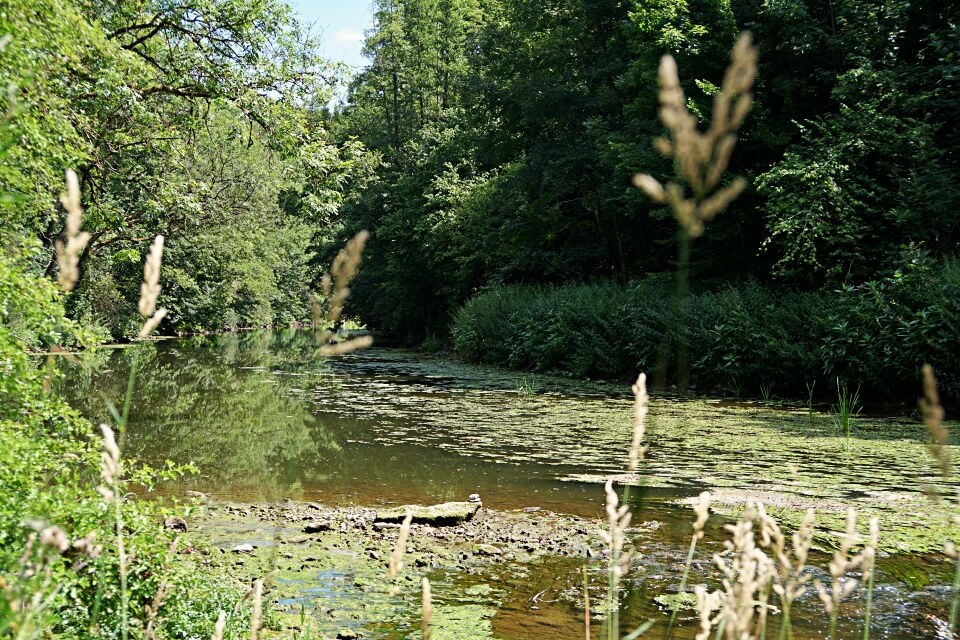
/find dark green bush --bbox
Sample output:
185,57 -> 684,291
452,264 -> 960,404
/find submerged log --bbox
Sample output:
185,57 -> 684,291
375,495 -> 482,527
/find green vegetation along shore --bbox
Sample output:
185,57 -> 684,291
451,268 -> 960,403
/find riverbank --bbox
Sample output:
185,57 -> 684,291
181,497 -> 612,638
177,494 -> 955,639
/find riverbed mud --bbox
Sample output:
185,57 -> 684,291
177,495 -> 954,640
182,498 -> 652,639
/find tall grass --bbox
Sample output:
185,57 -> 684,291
831,379 -> 861,445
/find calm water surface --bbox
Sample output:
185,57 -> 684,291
57,330 -> 958,639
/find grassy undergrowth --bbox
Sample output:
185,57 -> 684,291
1,242 -> 257,638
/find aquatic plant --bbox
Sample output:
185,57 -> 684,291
831,378 -> 861,445
760,382 -> 774,403
621,30 -> 893,640
515,375 -> 534,399
806,381 -> 816,426
97,424 -> 130,640
861,518 -> 880,640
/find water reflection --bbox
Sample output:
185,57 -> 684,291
57,331 -> 615,509
58,330 -> 341,501
57,330 -> 959,518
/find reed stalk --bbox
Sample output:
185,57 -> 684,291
97,424 -> 128,640
633,33 -> 756,393
806,382 -> 816,426
599,373 -> 649,640
665,491 -> 711,640
584,565 -> 591,640
831,378 -> 861,446
211,612 -> 226,640
862,518 -> 879,640
919,364 -> 959,632
249,579 -> 263,640
950,553 -> 960,635
421,577 -> 433,640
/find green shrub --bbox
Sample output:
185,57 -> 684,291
452,264 -> 960,404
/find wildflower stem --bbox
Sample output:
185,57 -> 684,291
777,604 -> 792,640
607,549 -> 619,640
664,533 -> 699,640
863,567 -> 874,640
950,554 -> 960,633
584,565 -> 591,640
116,487 -> 128,640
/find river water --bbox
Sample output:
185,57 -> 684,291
57,330 -> 960,639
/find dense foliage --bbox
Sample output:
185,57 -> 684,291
0,248 -> 255,638
322,0 -> 960,354
452,256 -> 960,402
1,0 -> 373,337
0,4 -> 324,633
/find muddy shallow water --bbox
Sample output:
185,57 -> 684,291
57,330 -> 960,638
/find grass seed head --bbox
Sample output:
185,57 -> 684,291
56,169 -> 92,292
422,577 -> 433,640
137,235 -> 168,339
921,364 -> 950,479
628,372 -> 649,472
693,491 -> 711,540
636,32 -> 757,239
138,235 -> 164,318
318,231 -> 373,356
98,424 -> 121,501
388,509 -> 413,581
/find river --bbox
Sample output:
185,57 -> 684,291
57,329 -> 960,639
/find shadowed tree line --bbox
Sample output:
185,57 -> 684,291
320,0 -> 960,351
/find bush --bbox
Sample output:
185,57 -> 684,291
452,264 -> 960,404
